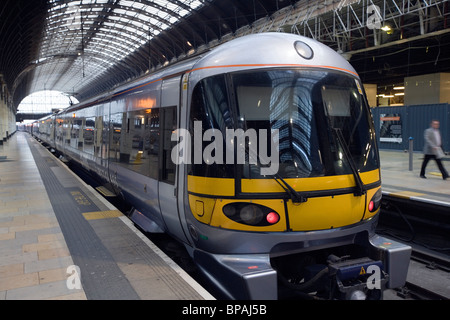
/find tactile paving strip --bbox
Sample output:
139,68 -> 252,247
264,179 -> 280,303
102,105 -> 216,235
26,139 -> 140,300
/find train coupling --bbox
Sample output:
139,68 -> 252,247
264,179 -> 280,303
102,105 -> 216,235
328,234 -> 412,300
327,256 -> 388,300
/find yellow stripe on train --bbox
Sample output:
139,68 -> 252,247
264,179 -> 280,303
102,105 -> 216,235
187,170 -> 381,232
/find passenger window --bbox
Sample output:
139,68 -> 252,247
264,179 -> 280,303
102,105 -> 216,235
111,109 -> 160,180
84,116 -> 95,155
109,112 -> 123,162
63,118 -> 71,145
161,106 -> 177,184
189,75 -> 235,178
148,109 -> 160,179
95,116 -> 103,157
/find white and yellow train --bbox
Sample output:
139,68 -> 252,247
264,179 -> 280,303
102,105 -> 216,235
31,33 -> 411,300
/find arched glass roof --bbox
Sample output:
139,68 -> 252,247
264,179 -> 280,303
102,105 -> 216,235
3,0 -> 450,115
33,0 -> 204,99
0,0 -> 298,111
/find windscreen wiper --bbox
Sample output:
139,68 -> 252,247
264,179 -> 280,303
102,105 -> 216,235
273,174 -> 307,204
245,144 -> 307,204
333,128 -> 366,196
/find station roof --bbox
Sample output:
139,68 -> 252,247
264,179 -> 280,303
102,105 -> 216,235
1,0 -> 296,111
1,0 -> 450,113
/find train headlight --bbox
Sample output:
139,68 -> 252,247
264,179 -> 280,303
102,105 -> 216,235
240,205 -> 264,225
294,41 -> 314,60
223,203 -> 280,226
368,189 -> 382,212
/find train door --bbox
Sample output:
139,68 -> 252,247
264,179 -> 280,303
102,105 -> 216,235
107,99 -> 123,195
159,76 -> 189,244
99,102 -> 110,183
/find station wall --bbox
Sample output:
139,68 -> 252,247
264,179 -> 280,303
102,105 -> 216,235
371,103 -> 450,153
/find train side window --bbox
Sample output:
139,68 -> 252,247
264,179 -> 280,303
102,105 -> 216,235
126,109 -> 149,175
70,118 -> 81,150
74,115 -> 85,150
148,108 -> 160,179
95,116 -> 103,157
56,118 -> 63,143
64,118 -> 71,145
111,109 -> 160,180
109,112 -> 123,163
84,116 -> 95,155
189,75 -> 234,178
160,106 -> 177,184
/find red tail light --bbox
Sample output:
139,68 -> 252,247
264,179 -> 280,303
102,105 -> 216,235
266,212 -> 280,224
368,200 -> 375,212
368,189 -> 382,212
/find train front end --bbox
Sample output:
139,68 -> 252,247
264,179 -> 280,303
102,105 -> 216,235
180,33 -> 411,299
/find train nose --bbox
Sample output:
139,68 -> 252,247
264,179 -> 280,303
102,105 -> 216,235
286,193 -> 366,231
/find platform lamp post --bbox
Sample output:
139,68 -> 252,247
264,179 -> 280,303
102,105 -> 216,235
409,137 -> 414,171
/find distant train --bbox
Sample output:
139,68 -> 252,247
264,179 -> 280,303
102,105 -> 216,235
30,32 -> 411,300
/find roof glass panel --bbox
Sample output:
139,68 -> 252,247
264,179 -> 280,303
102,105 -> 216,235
33,0 -> 205,101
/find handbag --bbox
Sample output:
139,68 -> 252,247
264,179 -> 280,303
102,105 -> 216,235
435,147 -> 445,159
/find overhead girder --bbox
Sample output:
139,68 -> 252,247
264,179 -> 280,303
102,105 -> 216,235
33,0 -> 207,100
41,2 -> 187,61
6,0 -> 449,113
287,0 -> 449,53
1,0 -> 48,110
5,0 -> 300,109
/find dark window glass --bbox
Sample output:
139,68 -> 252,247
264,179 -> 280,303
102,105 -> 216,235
109,112 -> 123,163
161,107 -> 177,184
110,109 -> 160,179
189,69 -> 379,179
189,75 -> 235,178
232,70 -> 379,178
84,116 -> 95,155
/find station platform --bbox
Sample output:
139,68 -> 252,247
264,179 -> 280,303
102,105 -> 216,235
379,150 -> 450,207
0,132 -> 214,300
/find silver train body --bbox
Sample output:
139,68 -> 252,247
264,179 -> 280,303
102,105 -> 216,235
31,33 -> 411,300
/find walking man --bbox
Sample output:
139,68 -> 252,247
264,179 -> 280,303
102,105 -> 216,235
420,120 -> 448,180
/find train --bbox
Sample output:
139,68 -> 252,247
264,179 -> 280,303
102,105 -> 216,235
30,32 -> 411,300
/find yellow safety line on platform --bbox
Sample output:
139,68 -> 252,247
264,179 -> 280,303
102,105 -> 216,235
389,191 -> 425,199
429,172 -> 443,177
82,210 -> 123,220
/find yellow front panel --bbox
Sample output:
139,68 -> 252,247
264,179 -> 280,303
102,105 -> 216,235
187,170 -> 381,232
241,169 -> 380,193
188,195 -> 217,225
287,194 -> 365,231
241,175 -> 353,193
210,199 -> 287,232
187,175 -> 235,197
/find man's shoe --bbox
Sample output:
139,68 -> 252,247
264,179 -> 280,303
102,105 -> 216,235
420,175 -> 427,179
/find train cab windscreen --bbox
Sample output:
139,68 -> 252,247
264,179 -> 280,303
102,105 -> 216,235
189,69 -> 379,180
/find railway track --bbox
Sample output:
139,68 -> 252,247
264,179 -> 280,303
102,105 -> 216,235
66,157 -> 450,300
393,249 -> 450,300
378,196 -> 450,301
397,281 -> 449,300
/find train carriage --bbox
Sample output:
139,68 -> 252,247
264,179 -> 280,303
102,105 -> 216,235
32,33 -> 411,300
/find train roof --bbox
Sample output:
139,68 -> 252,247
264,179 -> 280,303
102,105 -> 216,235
62,54 -> 203,114
60,33 -> 359,115
189,32 -> 359,79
